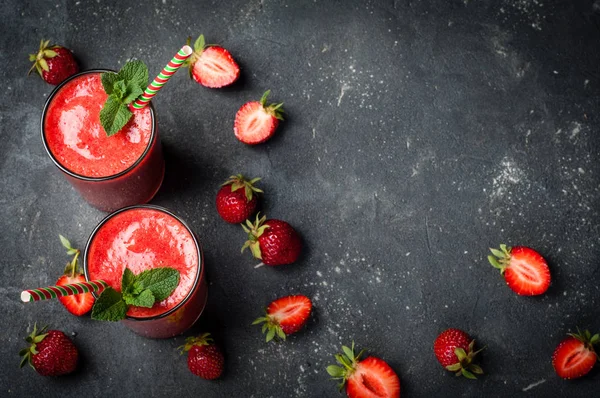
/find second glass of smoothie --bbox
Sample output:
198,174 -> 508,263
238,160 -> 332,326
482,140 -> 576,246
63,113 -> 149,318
84,205 -> 208,338
41,70 -> 164,212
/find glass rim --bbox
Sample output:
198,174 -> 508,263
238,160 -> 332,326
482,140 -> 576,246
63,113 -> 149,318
40,69 -> 157,182
83,204 -> 203,322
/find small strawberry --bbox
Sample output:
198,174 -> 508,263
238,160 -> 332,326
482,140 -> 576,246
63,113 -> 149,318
326,342 -> 401,398
19,324 -> 78,376
242,214 -> 302,266
186,34 -> 240,88
552,328 -> 599,379
28,40 -> 78,85
216,174 -> 262,224
234,90 -> 284,145
434,328 -> 484,379
56,235 -> 95,316
488,245 -> 551,296
179,333 -> 224,380
253,295 -> 312,341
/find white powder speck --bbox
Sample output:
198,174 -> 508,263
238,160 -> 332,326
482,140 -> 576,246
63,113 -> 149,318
335,267 -> 341,274
490,157 -> 526,200
316,271 -> 322,277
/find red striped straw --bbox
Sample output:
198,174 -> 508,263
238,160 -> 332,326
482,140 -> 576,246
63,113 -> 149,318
131,45 -> 193,110
20,280 -> 108,302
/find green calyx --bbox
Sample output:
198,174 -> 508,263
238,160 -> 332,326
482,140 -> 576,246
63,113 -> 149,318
223,174 -> 263,202
252,313 -> 286,343
445,340 -> 485,380
259,90 -> 285,121
185,34 -> 218,73
326,342 -> 365,391
59,234 -> 81,278
19,323 -> 49,369
487,244 -> 512,275
28,39 -> 59,77
241,213 -> 270,260
568,328 -> 600,353
178,333 -> 213,353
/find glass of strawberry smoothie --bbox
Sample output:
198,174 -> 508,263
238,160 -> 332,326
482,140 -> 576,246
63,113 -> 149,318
41,70 -> 164,212
83,205 -> 208,338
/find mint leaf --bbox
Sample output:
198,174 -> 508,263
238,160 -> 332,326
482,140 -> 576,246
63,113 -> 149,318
99,95 -> 132,137
91,287 -> 128,321
116,60 -> 148,91
124,289 -> 155,308
121,268 -> 135,293
134,267 -> 180,302
101,72 -> 118,95
122,81 -> 143,104
113,80 -> 127,100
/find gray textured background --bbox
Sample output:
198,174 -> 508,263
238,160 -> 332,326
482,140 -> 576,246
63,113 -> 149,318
1,0 -> 599,397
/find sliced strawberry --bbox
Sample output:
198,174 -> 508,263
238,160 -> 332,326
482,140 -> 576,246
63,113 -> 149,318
234,90 -> 284,145
327,342 -> 400,398
552,329 -> 599,379
253,295 -> 312,341
488,245 -> 551,296
187,35 -> 239,88
56,274 -> 94,316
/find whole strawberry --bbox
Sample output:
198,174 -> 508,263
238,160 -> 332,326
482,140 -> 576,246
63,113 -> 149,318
216,174 -> 262,224
326,342 -> 401,398
19,324 -> 78,376
186,34 -> 240,88
552,328 -> 599,379
28,40 -> 78,85
434,328 -> 484,379
253,295 -> 312,341
234,90 -> 284,145
179,333 -> 224,380
488,244 -> 551,296
241,214 -> 302,266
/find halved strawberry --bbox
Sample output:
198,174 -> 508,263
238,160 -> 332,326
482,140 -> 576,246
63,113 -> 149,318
234,90 -> 284,145
488,245 -> 551,296
186,34 -> 239,88
252,295 -> 312,342
327,342 -> 401,398
56,273 -> 95,316
552,328 -> 599,379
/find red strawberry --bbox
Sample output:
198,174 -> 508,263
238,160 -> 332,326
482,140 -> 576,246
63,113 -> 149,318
55,238 -> 95,316
488,245 -> 551,296
253,295 -> 312,341
186,34 -> 239,88
434,328 -> 484,379
327,342 -> 401,398
242,214 -> 301,266
179,333 -> 224,380
216,174 -> 262,223
28,40 -> 78,85
234,90 -> 284,145
19,324 -> 78,376
552,328 -> 599,379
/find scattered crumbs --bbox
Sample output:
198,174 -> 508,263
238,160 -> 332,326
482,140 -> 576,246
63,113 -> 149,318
316,271 -> 322,277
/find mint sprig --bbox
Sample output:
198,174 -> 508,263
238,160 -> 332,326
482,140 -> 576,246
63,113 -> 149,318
91,267 -> 180,321
99,60 -> 148,137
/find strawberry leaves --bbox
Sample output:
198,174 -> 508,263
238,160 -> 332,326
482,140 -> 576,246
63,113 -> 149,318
100,60 -> 148,137
91,267 -> 180,321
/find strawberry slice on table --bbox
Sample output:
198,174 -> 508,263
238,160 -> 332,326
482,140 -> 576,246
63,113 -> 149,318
487,244 -> 551,296
28,39 -> 79,85
186,34 -> 239,88
253,295 -> 312,341
19,324 -> 79,376
216,174 -> 262,224
234,90 -> 284,145
552,328 -> 599,379
327,342 -> 401,398
434,328 -> 484,379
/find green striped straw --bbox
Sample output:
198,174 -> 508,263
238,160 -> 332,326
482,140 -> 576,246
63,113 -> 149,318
21,280 -> 108,302
131,45 -> 193,110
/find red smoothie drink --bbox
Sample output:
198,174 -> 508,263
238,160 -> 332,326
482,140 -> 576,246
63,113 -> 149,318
84,205 -> 207,338
42,70 -> 164,212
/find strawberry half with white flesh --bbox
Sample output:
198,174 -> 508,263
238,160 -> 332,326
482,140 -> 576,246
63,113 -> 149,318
552,328 -> 599,379
253,295 -> 312,342
187,34 -> 239,88
234,90 -> 284,145
487,245 -> 551,296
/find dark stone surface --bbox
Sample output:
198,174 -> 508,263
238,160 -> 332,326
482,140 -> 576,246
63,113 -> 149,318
1,0 -> 599,396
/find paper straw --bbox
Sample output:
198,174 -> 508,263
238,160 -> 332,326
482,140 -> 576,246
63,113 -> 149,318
21,280 -> 109,303
131,45 -> 193,110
